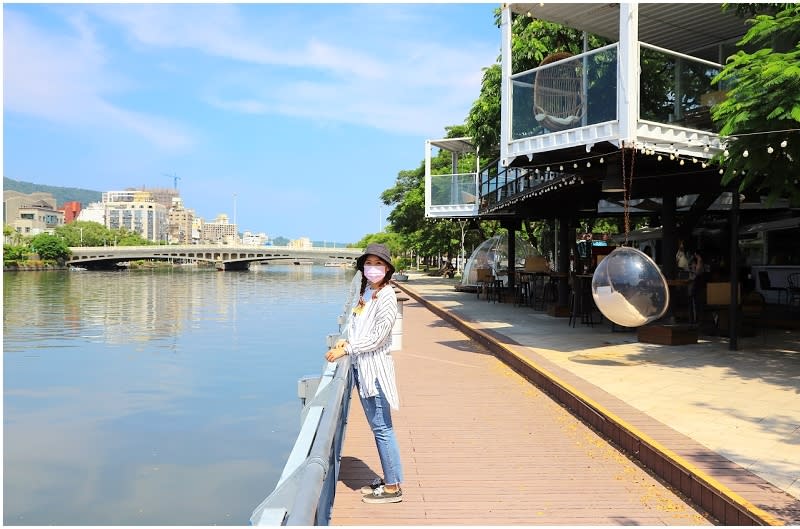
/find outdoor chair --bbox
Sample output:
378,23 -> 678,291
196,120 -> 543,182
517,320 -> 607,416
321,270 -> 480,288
788,273 -> 800,309
758,270 -> 786,305
476,268 -> 493,300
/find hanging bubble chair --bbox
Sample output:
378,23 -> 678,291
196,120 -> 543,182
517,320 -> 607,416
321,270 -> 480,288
591,246 -> 669,327
461,233 -> 534,289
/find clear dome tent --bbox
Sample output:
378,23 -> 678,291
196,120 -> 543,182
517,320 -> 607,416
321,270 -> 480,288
461,233 -> 535,288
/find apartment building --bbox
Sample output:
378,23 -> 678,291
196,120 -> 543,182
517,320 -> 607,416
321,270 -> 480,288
3,191 -> 65,235
103,190 -> 168,243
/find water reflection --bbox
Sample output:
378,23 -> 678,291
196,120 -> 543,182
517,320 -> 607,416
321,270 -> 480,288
3,265 -> 353,525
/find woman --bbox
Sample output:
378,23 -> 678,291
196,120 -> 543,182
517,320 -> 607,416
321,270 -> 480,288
325,243 -> 403,504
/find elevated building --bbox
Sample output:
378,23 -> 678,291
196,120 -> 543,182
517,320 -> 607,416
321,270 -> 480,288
103,190 -> 168,243
167,197 -> 195,245
201,214 -> 238,245
3,190 -> 65,236
61,201 -> 82,223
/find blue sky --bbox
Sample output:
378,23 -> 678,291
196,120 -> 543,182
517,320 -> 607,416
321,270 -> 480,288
3,3 -> 501,243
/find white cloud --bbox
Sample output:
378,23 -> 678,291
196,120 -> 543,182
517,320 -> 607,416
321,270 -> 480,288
89,4 -> 498,138
3,9 -> 194,151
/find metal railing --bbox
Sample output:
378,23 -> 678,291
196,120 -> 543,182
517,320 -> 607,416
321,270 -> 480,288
250,273 -> 362,526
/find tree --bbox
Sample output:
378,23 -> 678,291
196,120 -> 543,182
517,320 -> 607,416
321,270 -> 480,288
3,244 -> 30,263
55,221 -> 110,247
114,228 -> 150,246
711,4 -> 800,204
29,233 -> 71,262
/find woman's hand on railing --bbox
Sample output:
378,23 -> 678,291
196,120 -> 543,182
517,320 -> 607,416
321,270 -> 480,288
325,341 -> 347,363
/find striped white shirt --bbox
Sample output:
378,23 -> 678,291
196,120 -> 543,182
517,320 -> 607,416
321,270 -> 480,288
344,285 -> 399,409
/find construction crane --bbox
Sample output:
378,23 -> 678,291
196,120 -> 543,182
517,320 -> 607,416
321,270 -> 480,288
164,172 -> 181,190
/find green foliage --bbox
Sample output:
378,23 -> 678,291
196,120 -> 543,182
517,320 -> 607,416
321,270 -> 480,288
29,233 -> 71,262
115,228 -> 150,246
55,221 -> 108,246
3,244 -> 30,263
711,4 -> 800,204
53,222 -> 152,246
3,176 -> 101,206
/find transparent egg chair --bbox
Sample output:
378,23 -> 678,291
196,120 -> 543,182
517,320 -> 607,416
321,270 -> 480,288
461,233 -> 535,289
591,246 -> 669,327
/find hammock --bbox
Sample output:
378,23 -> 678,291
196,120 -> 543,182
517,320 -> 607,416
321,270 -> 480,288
533,52 -> 585,132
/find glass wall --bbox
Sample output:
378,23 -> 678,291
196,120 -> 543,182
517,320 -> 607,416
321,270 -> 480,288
429,172 -> 478,207
639,43 -> 725,132
511,44 -> 618,141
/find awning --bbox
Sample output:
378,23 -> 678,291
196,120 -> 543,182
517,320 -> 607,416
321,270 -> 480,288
509,3 -> 748,60
429,137 -> 475,154
739,217 -> 800,235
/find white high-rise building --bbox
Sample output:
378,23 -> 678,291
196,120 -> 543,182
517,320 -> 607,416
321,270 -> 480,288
103,190 -> 168,243
201,214 -> 238,244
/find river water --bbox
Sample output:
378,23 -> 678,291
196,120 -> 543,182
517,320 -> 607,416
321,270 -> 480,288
3,265 -> 356,525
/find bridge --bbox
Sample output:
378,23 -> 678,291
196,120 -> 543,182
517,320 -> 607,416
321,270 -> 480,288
67,244 -> 363,271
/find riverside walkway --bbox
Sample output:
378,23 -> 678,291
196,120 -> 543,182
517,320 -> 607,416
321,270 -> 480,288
330,274 -> 800,525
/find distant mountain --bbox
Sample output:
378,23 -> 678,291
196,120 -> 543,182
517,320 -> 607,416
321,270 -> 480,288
3,176 -> 102,207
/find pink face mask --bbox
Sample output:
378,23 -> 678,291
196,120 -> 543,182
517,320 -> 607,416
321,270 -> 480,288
363,265 -> 386,283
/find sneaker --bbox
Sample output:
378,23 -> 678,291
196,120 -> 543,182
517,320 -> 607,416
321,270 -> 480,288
359,478 -> 385,494
361,485 -> 402,504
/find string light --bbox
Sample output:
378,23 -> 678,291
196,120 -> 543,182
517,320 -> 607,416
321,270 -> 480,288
743,150 -> 749,158
768,146 -> 774,154
781,140 -> 788,148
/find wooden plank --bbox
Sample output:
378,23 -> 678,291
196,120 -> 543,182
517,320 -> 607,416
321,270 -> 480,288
330,300 -> 711,526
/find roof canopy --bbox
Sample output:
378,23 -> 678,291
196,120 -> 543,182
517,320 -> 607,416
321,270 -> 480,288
510,3 -> 749,60
429,137 -> 475,154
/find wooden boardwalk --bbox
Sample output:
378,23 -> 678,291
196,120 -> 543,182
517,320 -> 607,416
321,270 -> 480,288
330,298 -> 712,525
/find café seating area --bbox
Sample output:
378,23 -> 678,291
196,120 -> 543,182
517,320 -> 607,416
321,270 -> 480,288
469,258 -> 798,342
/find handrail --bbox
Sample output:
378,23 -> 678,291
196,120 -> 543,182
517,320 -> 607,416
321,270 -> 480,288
511,42 -> 618,80
250,273 -> 362,526
639,41 -> 723,69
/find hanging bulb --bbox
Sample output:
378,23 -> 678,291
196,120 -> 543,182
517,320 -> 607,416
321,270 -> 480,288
743,150 -> 749,158
669,153 -> 675,160
724,149 -> 729,157
599,157 -> 604,164
719,168 -> 724,175
573,163 -> 578,169
692,157 -> 697,163
701,162 -> 707,168
586,162 -> 591,168
768,146 -> 774,154
679,159 -> 685,165
781,140 -> 788,148
704,145 -> 710,152
657,155 -> 662,161
559,165 -> 564,171
546,166 -> 551,172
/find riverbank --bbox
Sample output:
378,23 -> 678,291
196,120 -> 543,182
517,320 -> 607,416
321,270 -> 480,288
3,263 -> 67,271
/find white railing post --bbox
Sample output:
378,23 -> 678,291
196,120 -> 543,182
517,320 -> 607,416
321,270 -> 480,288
391,290 -> 409,351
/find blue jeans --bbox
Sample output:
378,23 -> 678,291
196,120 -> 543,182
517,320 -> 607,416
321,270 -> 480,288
352,367 -> 403,485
